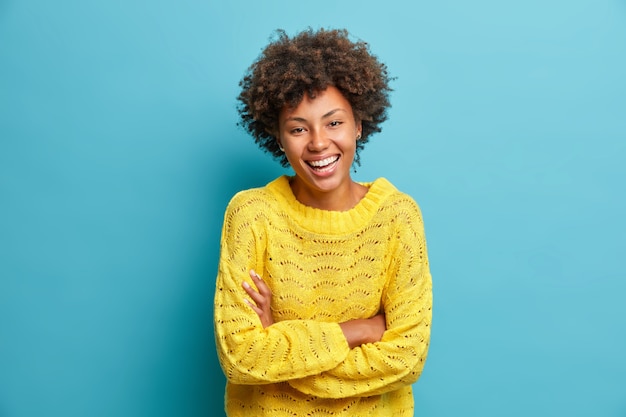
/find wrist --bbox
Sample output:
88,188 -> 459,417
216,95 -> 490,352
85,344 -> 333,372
340,318 -> 379,349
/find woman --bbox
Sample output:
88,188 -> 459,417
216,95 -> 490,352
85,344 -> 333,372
214,28 -> 432,416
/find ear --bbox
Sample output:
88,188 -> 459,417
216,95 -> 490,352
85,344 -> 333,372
275,136 -> 285,152
356,121 -> 363,140
266,127 -> 284,151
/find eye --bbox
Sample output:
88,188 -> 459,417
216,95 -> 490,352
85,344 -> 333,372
329,120 -> 343,128
290,127 -> 305,135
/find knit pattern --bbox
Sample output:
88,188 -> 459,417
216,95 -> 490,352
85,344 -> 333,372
214,176 -> 432,416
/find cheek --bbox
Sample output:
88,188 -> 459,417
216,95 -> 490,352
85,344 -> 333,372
343,136 -> 358,152
281,148 -> 300,167
282,140 -> 306,155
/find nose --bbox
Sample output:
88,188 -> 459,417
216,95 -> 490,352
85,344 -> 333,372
307,128 -> 329,151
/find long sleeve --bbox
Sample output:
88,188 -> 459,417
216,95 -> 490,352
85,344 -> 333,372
286,199 -> 432,398
215,177 -> 433,416
213,192 -> 351,385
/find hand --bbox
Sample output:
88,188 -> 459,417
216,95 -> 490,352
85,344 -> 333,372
242,270 -> 274,328
339,313 -> 386,349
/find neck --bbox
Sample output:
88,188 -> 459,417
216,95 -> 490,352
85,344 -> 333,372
289,177 -> 368,211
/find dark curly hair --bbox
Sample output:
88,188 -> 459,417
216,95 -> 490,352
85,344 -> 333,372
237,28 -> 393,167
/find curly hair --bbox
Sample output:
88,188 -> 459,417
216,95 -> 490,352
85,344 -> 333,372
237,28 -> 393,167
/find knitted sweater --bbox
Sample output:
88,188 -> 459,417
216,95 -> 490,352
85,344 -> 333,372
214,176 -> 432,416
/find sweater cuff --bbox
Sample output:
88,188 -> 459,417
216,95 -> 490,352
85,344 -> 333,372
324,322 -> 351,359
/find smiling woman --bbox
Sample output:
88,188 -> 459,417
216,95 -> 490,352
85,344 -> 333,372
213,28 -> 433,417
278,86 -> 364,210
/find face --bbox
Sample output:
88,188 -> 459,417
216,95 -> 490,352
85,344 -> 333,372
277,86 -> 363,210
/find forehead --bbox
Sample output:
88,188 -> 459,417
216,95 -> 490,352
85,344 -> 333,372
280,86 -> 353,121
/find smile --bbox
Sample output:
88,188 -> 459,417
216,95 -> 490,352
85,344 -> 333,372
306,155 -> 340,171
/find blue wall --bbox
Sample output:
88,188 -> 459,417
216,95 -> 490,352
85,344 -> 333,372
1,1 -> 625,416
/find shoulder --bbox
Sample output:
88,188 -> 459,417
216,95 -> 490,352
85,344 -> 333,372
226,187 -> 271,213
225,188 -> 273,221
223,176 -> 289,221
371,177 -> 424,220
220,188 -> 273,240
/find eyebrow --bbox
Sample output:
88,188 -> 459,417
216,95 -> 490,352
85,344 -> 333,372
284,108 -> 346,123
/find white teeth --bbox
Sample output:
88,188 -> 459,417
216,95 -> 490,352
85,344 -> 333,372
308,156 -> 339,167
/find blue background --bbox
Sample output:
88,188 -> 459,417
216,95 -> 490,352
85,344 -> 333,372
1,1 -> 625,416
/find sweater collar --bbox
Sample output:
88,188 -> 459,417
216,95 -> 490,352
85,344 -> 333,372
266,175 -> 397,235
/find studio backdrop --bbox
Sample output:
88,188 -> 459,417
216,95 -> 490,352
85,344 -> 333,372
1,1 -> 625,416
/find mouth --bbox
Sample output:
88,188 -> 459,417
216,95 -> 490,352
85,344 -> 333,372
306,155 -> 340,173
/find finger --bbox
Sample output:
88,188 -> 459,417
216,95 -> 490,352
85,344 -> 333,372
243,298 -> 263,315
242,281 -> 267,306
242,281 -> 262,302
250,270 -> 272,297
255,278 -> 272,297
243,298 -> 262,314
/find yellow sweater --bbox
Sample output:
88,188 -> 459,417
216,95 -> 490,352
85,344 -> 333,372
214,176 -> 432,416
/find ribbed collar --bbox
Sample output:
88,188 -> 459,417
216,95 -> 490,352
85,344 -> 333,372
265,175 -> 397,235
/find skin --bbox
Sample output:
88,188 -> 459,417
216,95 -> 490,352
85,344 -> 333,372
243,270 -> 386,349
242,87 -> 387,348
278,86 -> 367,211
